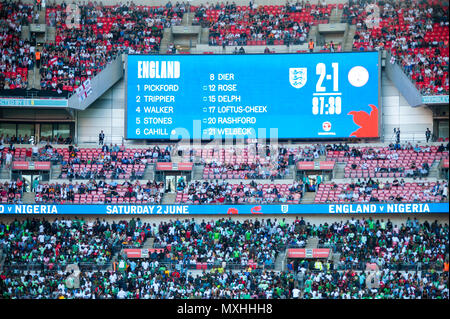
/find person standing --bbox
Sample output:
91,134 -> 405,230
99,130 -> 105,145
395,128 -> 401,144
35,50 -> 41,68
308,39 -> 315,52
425,128 -> 431,143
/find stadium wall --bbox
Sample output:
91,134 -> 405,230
381,72 -> 433,143
76,80 -> 125,145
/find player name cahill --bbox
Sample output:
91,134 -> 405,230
137,61 -> 180,79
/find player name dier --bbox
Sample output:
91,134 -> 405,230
137,61 -> 180,79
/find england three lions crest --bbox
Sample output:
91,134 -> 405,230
289,68 -> 307,89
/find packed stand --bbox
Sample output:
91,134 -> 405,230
0,218 -> 150,271
34,180 -> 165,204
0,180 -> 24,203
193,1 -> 331,46
325,143 -> 450,179
41,2 -> 187,94
349,0 -> 449,95
297,269 -> 448,299
176,180 -> 304,204
0,217 -> 448,299
152,218 -> 292,269
57,144 -> 171,180
312,217 -> 449,272
0,1 -> 34,91
315,178 -> 448,203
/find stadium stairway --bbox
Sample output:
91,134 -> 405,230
142,166 -> 155,180
332,162 -> 347,179
46,26 -> 56,43
162,193 -> 176,204
343,25 -> 356,52
301,191 -> 316,204
22,192 -> 36,204
274,249 -> 288,271
305,237 -> 320,249
30,61 -> 41,90
192,164 -> 204,180
182,12 -> 195,26
0,166 -> 10,180
309,25 -> 319,51
329,7 -> 343,24
331,252 -> 341,270
51,164 -> 61,179
142,237 -> 155,250
37,6 -> 46,24
428,161 -> 442,179
288,164 -> 296,179
200,27 -> 210,45
0,248 -> 4,271
159,28 -> 173,54
21,25 -> 30,40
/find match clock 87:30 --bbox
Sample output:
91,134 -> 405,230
312,96 -> 342,115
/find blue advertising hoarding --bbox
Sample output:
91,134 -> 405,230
0,203 -> 447,215
125,52 -> 380,139
0,98 -> 68,107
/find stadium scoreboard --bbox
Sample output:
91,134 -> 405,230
125,52 -> 380,139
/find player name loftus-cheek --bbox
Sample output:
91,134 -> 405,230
137,61 -> 180,79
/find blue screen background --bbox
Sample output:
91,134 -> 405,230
126,52 -> 379,139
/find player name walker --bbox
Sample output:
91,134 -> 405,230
137,61 -> 180,79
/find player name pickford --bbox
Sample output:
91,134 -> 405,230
207,106 -> 268,113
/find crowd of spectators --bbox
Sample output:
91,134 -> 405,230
298,269 -> 448,299
176,180 -> 304,204
203,161 -> 290,180
348,0 -> 449,95
34,180 -> 165,204
0,218 -> 150,270
306,217 -> 448,272
316,178 -> 448,203
194,1 -> 321,47
152,218 -> 290,269
40,1 -> 187,94
0,134 -> 73,146
0,0 -> 34,91
0,180 -> 24,203
0,217 -> 447,299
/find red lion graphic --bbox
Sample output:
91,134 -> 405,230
348,104 -> 379,137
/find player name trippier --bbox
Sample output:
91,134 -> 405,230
142,96 -> 175,102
